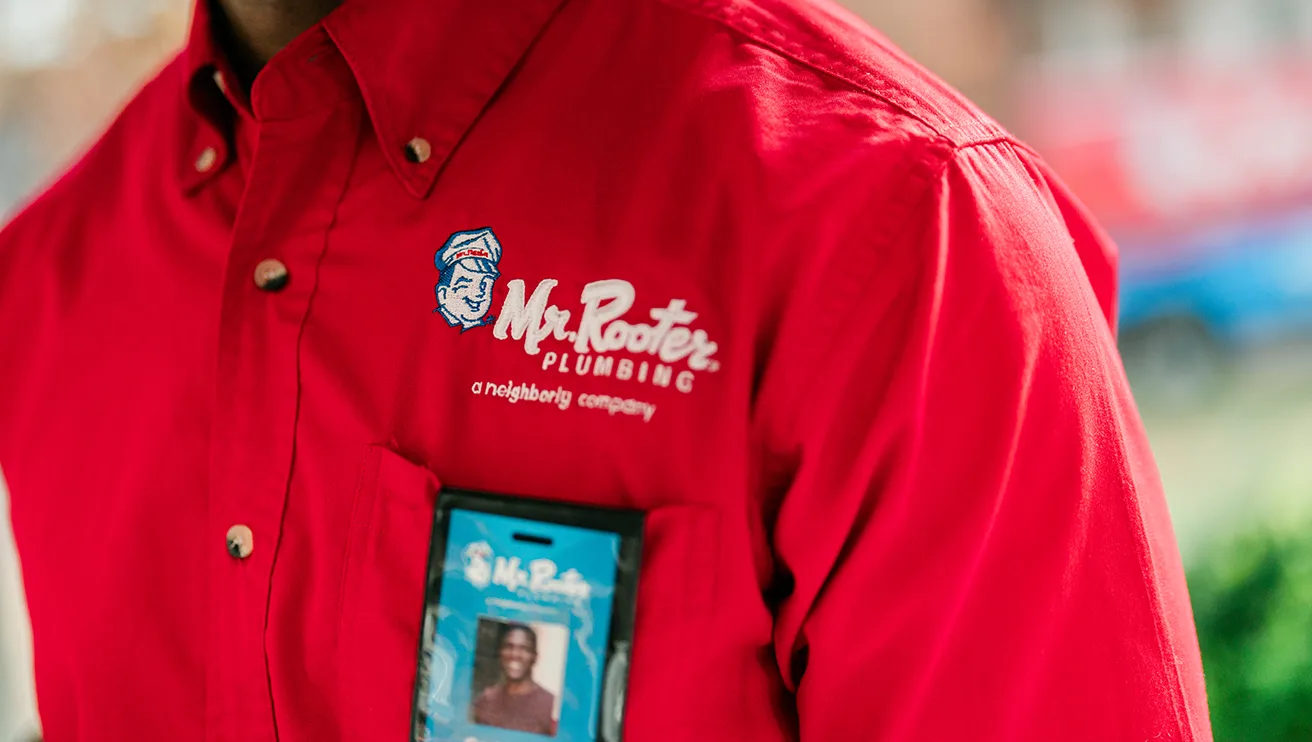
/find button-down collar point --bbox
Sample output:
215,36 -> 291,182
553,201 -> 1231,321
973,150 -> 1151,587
404,137 -> 432,164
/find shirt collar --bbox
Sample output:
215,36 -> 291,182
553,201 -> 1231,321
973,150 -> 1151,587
179,0 -> 235,193
182,0 -> 222,94
180,0 -> 570,199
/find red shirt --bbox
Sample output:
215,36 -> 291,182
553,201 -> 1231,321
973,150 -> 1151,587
0,0 -> 1211,740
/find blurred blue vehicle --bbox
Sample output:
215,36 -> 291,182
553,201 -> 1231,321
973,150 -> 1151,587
1116,209 -> 1312,401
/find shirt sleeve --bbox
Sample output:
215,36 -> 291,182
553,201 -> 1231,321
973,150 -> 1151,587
758,140 -> 1211,740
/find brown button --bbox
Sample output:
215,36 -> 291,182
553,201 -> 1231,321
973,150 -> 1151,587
225,525 -> 253,559
404,137 -> 432,164
195,147 -> 218,173
253,259 -> 290,291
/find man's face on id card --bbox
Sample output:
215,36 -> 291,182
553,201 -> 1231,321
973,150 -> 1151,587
501,628 -> 537,681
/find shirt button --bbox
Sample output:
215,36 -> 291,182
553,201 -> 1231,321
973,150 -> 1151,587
253,258 -> 290,292
404,137 -> 432,164
213,69 -> 227,95
225,525 -> 254,559
195,146 -> 218,173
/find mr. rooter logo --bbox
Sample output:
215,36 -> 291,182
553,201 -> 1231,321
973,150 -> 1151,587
435,227 -> 721,394
461,541 -> 591,601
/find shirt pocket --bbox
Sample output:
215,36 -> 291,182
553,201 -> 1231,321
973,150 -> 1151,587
623,504 -> 722,738
336,446 -> 720,742
337,444 -> 440,742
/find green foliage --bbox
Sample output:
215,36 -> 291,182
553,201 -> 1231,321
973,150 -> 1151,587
1189,526 -> 1312,741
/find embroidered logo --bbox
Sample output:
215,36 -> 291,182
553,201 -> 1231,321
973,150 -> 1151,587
439,227 -> 721,406
434,227 -> 502,331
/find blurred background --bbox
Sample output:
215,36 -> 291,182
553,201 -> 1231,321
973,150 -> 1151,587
2,0 -> 1311,739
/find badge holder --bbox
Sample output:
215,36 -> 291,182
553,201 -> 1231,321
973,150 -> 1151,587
411,490 -> 644,742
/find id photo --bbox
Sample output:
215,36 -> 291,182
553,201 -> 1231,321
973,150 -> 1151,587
470,618 -> 568,737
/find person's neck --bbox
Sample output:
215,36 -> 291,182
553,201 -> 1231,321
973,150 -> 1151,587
504,677 -> 536,696
213,0 -> 342,89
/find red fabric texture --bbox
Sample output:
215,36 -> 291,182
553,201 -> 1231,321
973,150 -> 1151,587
0,0 -> 1210,739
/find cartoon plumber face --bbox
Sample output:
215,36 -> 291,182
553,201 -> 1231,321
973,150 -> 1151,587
435,228 -> 502,331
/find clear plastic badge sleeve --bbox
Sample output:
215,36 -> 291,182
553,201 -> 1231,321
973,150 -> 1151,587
412,490 -> 643,742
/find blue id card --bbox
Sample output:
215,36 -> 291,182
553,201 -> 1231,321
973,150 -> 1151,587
412,492 -> 643,742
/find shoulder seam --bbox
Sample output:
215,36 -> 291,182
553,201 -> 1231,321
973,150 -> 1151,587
655,0 -> 950,144
653,0 -> 1006,148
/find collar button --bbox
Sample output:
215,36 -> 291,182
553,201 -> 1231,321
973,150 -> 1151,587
404,137 -> 432,164
195,146 -> 218,173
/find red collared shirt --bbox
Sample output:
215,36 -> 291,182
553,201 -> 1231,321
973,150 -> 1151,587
0,0 -> 1211,740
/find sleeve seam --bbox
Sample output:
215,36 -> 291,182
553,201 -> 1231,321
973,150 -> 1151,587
760,147 -> 951,464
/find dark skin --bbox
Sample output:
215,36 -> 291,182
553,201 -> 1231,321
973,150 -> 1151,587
498,628 -> 539,695
213,0 -> 342,90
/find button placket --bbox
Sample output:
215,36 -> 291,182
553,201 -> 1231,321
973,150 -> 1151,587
205,52 -> 364,742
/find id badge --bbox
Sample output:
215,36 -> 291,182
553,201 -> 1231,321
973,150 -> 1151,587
412,490 -> 644,742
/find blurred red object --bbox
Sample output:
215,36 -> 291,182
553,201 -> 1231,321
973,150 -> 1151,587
1017,50 -> 1312,242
